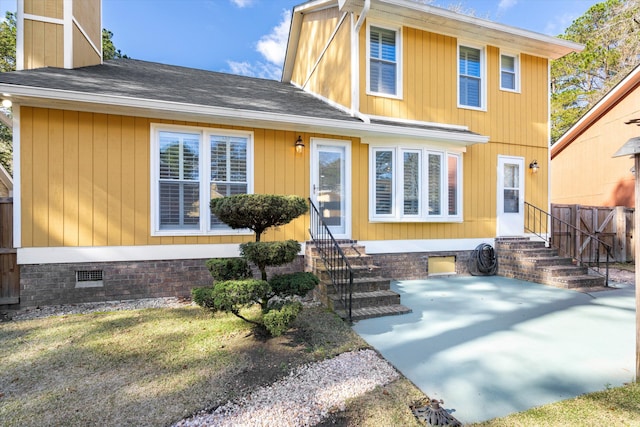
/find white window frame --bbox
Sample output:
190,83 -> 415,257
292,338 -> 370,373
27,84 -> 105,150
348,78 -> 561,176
369,145 -> 463,223
150,123 -> 254,236
500,51 -> 520,93
366,23 -> 403,99
457,42 -> 486,111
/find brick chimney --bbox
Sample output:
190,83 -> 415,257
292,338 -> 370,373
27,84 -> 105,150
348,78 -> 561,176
16,0 -> 102,70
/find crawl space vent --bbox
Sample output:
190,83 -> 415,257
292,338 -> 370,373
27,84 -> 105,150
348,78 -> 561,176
75,270 -> 104,288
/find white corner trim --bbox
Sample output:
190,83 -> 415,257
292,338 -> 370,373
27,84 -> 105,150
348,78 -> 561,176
12,106 -> 20,247
16,1 -> 24,71
63,0 -> 73,69
360,238 -> 495,254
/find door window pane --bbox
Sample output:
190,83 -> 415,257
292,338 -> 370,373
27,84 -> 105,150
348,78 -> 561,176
319,150 -> 343,227
503,163 -> 519,213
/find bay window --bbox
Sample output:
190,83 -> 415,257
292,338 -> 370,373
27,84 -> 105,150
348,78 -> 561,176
152,125 -> 253,235
371,146 -> 462,222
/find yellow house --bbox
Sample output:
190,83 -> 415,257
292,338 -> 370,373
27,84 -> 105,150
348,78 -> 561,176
0,0 -> 581,307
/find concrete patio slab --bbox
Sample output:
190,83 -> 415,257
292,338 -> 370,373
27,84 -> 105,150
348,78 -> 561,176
352,275 -> 635,424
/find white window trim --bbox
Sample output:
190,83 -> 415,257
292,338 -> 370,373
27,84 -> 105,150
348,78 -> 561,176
150,123 -> 254,237
499,50 -> 520,93
457,42 -> 487,111
369,145 -> 463,223
366,22 -> 403,100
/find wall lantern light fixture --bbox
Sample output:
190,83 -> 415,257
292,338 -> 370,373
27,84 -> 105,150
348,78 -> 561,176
295,135 -> 304,154
529,160 -> 539,173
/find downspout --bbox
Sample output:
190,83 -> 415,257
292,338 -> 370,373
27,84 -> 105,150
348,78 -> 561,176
350,0 -> 370,123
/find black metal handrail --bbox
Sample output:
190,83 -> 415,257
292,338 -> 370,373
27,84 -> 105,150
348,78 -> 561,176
524,202 -> 612,284
308,198 -> 354,321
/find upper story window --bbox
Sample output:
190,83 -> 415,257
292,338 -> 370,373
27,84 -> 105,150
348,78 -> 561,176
500,52 -> 520,92
368,25 -> 401,98
458,44 -> 485,110
151,124 -> 253,236
371,145 -> 462,222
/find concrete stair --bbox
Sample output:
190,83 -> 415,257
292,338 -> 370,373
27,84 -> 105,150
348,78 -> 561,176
306,241 -> 411,321
495,237 -> 606,289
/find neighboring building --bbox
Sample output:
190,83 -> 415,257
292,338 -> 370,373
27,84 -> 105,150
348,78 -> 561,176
551,65 -> 640,208
0,0 -> 581,307
0,163 -> 12,197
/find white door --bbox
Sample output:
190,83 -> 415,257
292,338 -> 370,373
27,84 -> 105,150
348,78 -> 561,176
497,155 -> 525,236
311,139 -> 351,239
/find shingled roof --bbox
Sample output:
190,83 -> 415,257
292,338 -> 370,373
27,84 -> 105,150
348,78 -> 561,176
0,58 -> 487,144
0,59 -> 360,122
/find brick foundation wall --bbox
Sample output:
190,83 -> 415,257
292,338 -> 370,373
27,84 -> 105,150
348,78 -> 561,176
19,256 -> 304,308
369,251 -> 473,279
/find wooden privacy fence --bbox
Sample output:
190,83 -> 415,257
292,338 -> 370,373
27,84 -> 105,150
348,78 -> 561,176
0,198 -> 19,305
551,204 -> 634,263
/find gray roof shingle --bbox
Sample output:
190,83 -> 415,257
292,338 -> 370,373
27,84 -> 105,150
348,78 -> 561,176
0,59 -> 361,123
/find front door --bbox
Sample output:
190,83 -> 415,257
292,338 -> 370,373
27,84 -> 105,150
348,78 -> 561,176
497,155 -> 525,236
311,139 -> 351,239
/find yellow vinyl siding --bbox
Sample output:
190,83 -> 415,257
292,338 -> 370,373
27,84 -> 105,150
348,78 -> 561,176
72,23 -> 101,68
290,8 -> 351,110
20,108 -> 319,248
23,19 -> 64,69
24,0 -> 63,19
72,0 -> 101,50
358,26 -> 549,150
349,140 -> 547,241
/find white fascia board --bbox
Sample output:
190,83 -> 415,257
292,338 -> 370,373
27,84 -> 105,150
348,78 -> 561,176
18,243 -> 306,265
0,84 -> 488,144
376,0 -> 583,59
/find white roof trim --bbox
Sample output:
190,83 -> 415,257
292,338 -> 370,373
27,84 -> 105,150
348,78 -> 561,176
1,83 -> 489,146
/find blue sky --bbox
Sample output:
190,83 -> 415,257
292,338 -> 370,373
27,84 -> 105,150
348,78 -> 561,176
1,0 -> 601,79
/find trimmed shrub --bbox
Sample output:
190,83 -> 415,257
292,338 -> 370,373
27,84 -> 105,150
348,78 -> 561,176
268,272 -> 318,298
205,258 -> 253,281
240,240 -> 301,280
262,301 -> 303,337
210,194 -> 307,241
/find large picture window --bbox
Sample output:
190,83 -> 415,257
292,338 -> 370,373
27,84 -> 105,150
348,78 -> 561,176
152,125 -> 253,235
368,25 -> 401,97
371,146 -> 462,222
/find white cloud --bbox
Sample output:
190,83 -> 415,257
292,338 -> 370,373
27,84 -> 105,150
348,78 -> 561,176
544,12 -> 576,36
230,0 -> 254,8
256,9 -> 291,66
224,9 -> 291,80
227,60 -> 282,80
498,0 -> 517,12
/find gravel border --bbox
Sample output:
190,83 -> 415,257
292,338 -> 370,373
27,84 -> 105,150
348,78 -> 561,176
173,348 -> 400,427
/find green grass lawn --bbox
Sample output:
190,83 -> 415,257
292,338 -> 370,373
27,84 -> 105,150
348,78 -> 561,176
1,304 -> 639,426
